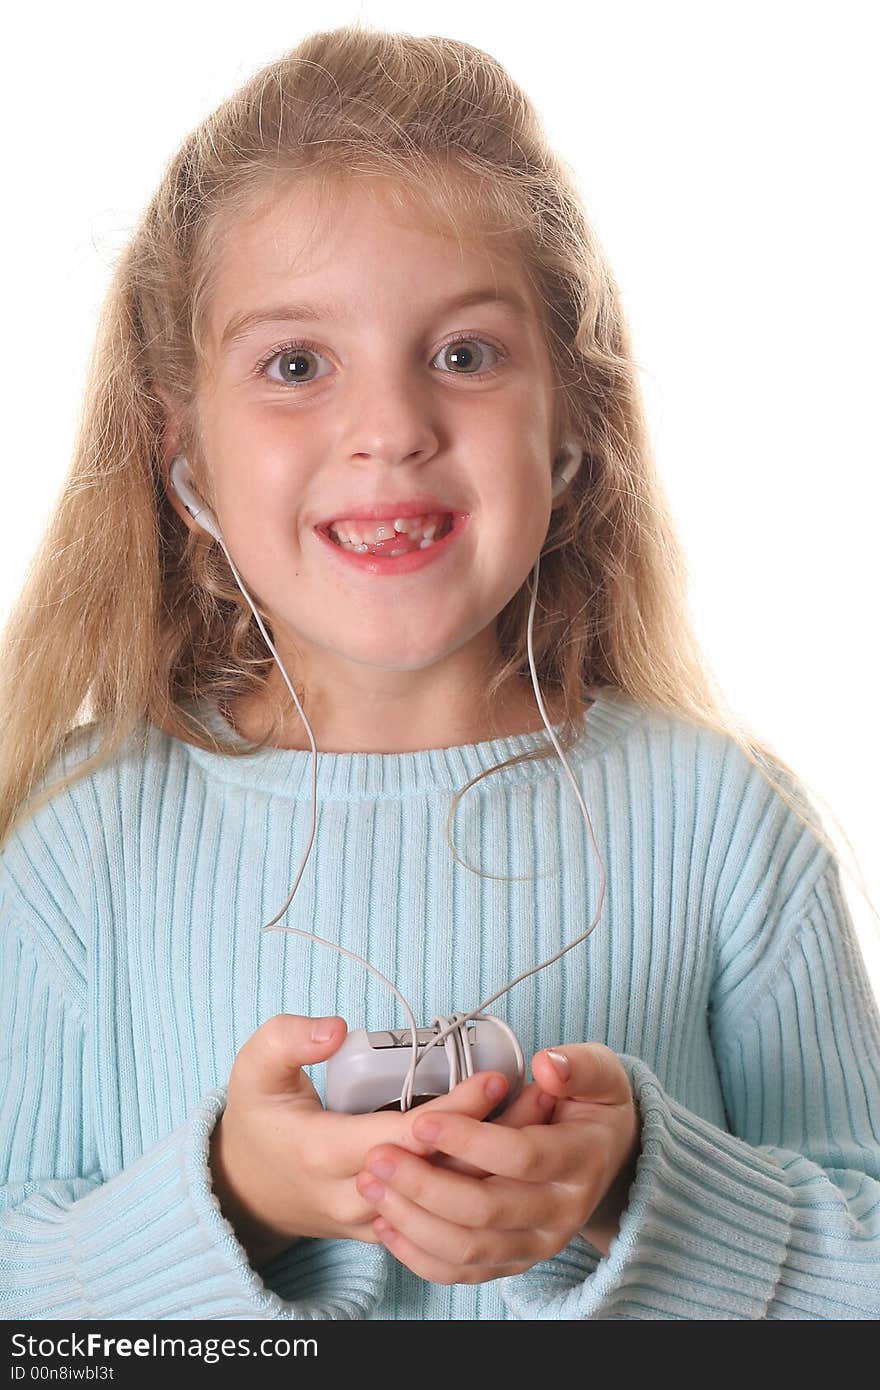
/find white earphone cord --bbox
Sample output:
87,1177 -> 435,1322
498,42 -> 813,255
214,508 -> 606,1111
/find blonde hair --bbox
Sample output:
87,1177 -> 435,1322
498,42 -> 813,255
0,22 -> 875,939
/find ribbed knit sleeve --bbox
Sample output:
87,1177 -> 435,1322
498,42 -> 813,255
0,832 -> 388,1320
500,855 -> 880,1319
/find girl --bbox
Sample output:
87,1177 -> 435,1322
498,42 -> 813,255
1,25 -> 879,1321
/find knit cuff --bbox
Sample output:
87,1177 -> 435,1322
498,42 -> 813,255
499,1055 -> 794,1320
65,1088 -> 388,1319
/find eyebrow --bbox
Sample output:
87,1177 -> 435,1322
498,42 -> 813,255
219,286 -> 534,352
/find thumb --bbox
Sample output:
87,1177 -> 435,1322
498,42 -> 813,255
531,1042 -> 631,1104
230,1013 -> 348,1103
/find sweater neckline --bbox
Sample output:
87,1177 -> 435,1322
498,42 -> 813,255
181,687 -> 643,800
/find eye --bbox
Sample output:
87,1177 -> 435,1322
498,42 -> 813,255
254,334 -> 507,387
256,341 -> 332,387
432,336 -> 505,377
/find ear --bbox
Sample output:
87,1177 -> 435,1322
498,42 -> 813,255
550,463 -> 578,511
548,415 -> 576,511
152,386 -> 201,535
153,385 -> 182,485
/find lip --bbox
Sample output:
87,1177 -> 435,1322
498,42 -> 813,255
314,512 -> 469,575
318,500 -> 462,525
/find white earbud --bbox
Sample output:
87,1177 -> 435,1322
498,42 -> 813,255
169,455 -> 223,542
551,439 -> 583,499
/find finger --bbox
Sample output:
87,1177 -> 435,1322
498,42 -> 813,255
417,1070 -> 509,1122
531,1043 -> 632,1105
429,1078 -> 554,1177
370,1201 -> 548,1285
307,1071 -> 508,1175
356,1146 -> 561,1230
494,1079 -> 557,1129
231,1013 -> 348,1102
421,1071 -> 542,1177
396,1072 -> 509,1159
406,1110 -> 573,1183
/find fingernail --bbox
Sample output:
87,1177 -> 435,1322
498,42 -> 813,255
360,1178 -> 385,1203
311,1017 -> 337,1042
545,1049 -> 570,1080
367,1157 -> 396,1181
486,1076 -> 507,1103
413,1117 -> 440,1142
539,1090 -> 557,1117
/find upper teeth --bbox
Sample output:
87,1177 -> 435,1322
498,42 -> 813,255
329,513 -> 448,546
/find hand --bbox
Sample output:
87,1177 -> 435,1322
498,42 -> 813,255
427,1075 -> 559,1178
355,1042 -> 640,1283
209,1014 -> 516,1270
531,1043 -> 640,1256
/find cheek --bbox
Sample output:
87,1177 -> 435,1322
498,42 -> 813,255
489,462 -> 552,554
210,447 -> 308,537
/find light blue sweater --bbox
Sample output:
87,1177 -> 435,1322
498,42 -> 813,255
1,687 -> 879,1320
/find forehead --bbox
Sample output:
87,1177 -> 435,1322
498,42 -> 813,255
204,172 -> 539,348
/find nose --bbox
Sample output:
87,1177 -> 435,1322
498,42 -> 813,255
342,362 -> 440,468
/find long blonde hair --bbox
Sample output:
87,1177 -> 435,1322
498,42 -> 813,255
0,22 -> 875,936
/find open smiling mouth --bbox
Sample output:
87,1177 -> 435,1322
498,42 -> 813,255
314,512 -> 467,573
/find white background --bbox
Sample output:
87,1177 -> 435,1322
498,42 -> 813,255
2,1 -> 878,992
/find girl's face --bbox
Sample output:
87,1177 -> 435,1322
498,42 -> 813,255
171,177 -> 563,744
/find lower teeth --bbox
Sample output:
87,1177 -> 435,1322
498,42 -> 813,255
331,519 -> 453,554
